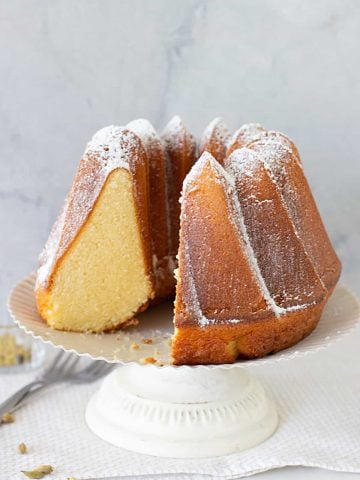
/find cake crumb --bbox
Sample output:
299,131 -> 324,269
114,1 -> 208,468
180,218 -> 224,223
121,318 -> 139,328
18,442 -> 27,454
130,343 -> 139,350
2,412 -> 15,423
141,357 -> 157,364
142,338 -> 153,344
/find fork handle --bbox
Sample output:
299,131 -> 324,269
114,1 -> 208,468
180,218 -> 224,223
0,380 -> 45,418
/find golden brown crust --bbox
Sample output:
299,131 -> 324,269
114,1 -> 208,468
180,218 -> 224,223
226,148 -> 326,308
172,300 -> 325,364
127,120 -> 174,299
126,132 -> 154,288
247,134 -> 341,290
161,116 -> 197,258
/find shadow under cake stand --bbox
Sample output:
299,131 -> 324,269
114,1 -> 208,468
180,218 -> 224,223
8,273 -> 360,458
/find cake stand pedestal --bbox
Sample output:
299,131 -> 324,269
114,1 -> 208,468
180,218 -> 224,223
86,363 -> 278,457
7,273 -> 360,458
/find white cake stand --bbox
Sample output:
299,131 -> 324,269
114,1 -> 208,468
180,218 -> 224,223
8,273 -> 360,458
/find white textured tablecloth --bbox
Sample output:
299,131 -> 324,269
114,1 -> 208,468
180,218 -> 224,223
1,327 -> 360,480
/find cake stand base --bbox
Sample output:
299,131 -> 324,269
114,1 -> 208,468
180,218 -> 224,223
85,364 -> 278,458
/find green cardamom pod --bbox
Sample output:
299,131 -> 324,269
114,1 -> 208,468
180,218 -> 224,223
21,465 -> 53,478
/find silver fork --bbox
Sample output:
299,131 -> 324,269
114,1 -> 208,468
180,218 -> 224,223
0,350 -> 114,419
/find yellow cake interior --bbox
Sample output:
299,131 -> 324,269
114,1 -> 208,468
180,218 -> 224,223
41,168 -> 153,332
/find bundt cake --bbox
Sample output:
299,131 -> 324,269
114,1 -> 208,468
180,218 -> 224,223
35,117 -> 341,364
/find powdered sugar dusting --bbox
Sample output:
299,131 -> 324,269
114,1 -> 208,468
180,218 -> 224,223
200,117 -> 230,152
161,115 -> 196,153
127,119 -> 158,147
228,123 -> 266,151
247,131 -> 302,166
225,147 -> 259,177
247,136 -> 304,218
161,115 -> 183,142
86,125 -> 134,171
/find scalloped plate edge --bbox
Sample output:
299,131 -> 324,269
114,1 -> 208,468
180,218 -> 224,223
7,272 -> 360,370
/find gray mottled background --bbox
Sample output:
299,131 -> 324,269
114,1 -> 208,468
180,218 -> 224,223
1,0 -> 359,323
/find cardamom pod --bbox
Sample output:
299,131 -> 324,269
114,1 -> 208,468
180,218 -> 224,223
1,412 -> 15,423
21,465 -> 53,478
18,442 -> 27,454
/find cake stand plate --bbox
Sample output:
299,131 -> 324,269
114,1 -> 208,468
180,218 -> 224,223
7,273 -> 360,458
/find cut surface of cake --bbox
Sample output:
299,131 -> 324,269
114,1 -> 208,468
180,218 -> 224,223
35,118 -> 341,364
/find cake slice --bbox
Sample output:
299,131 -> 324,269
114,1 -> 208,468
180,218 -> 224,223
35,126 -> 154,332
